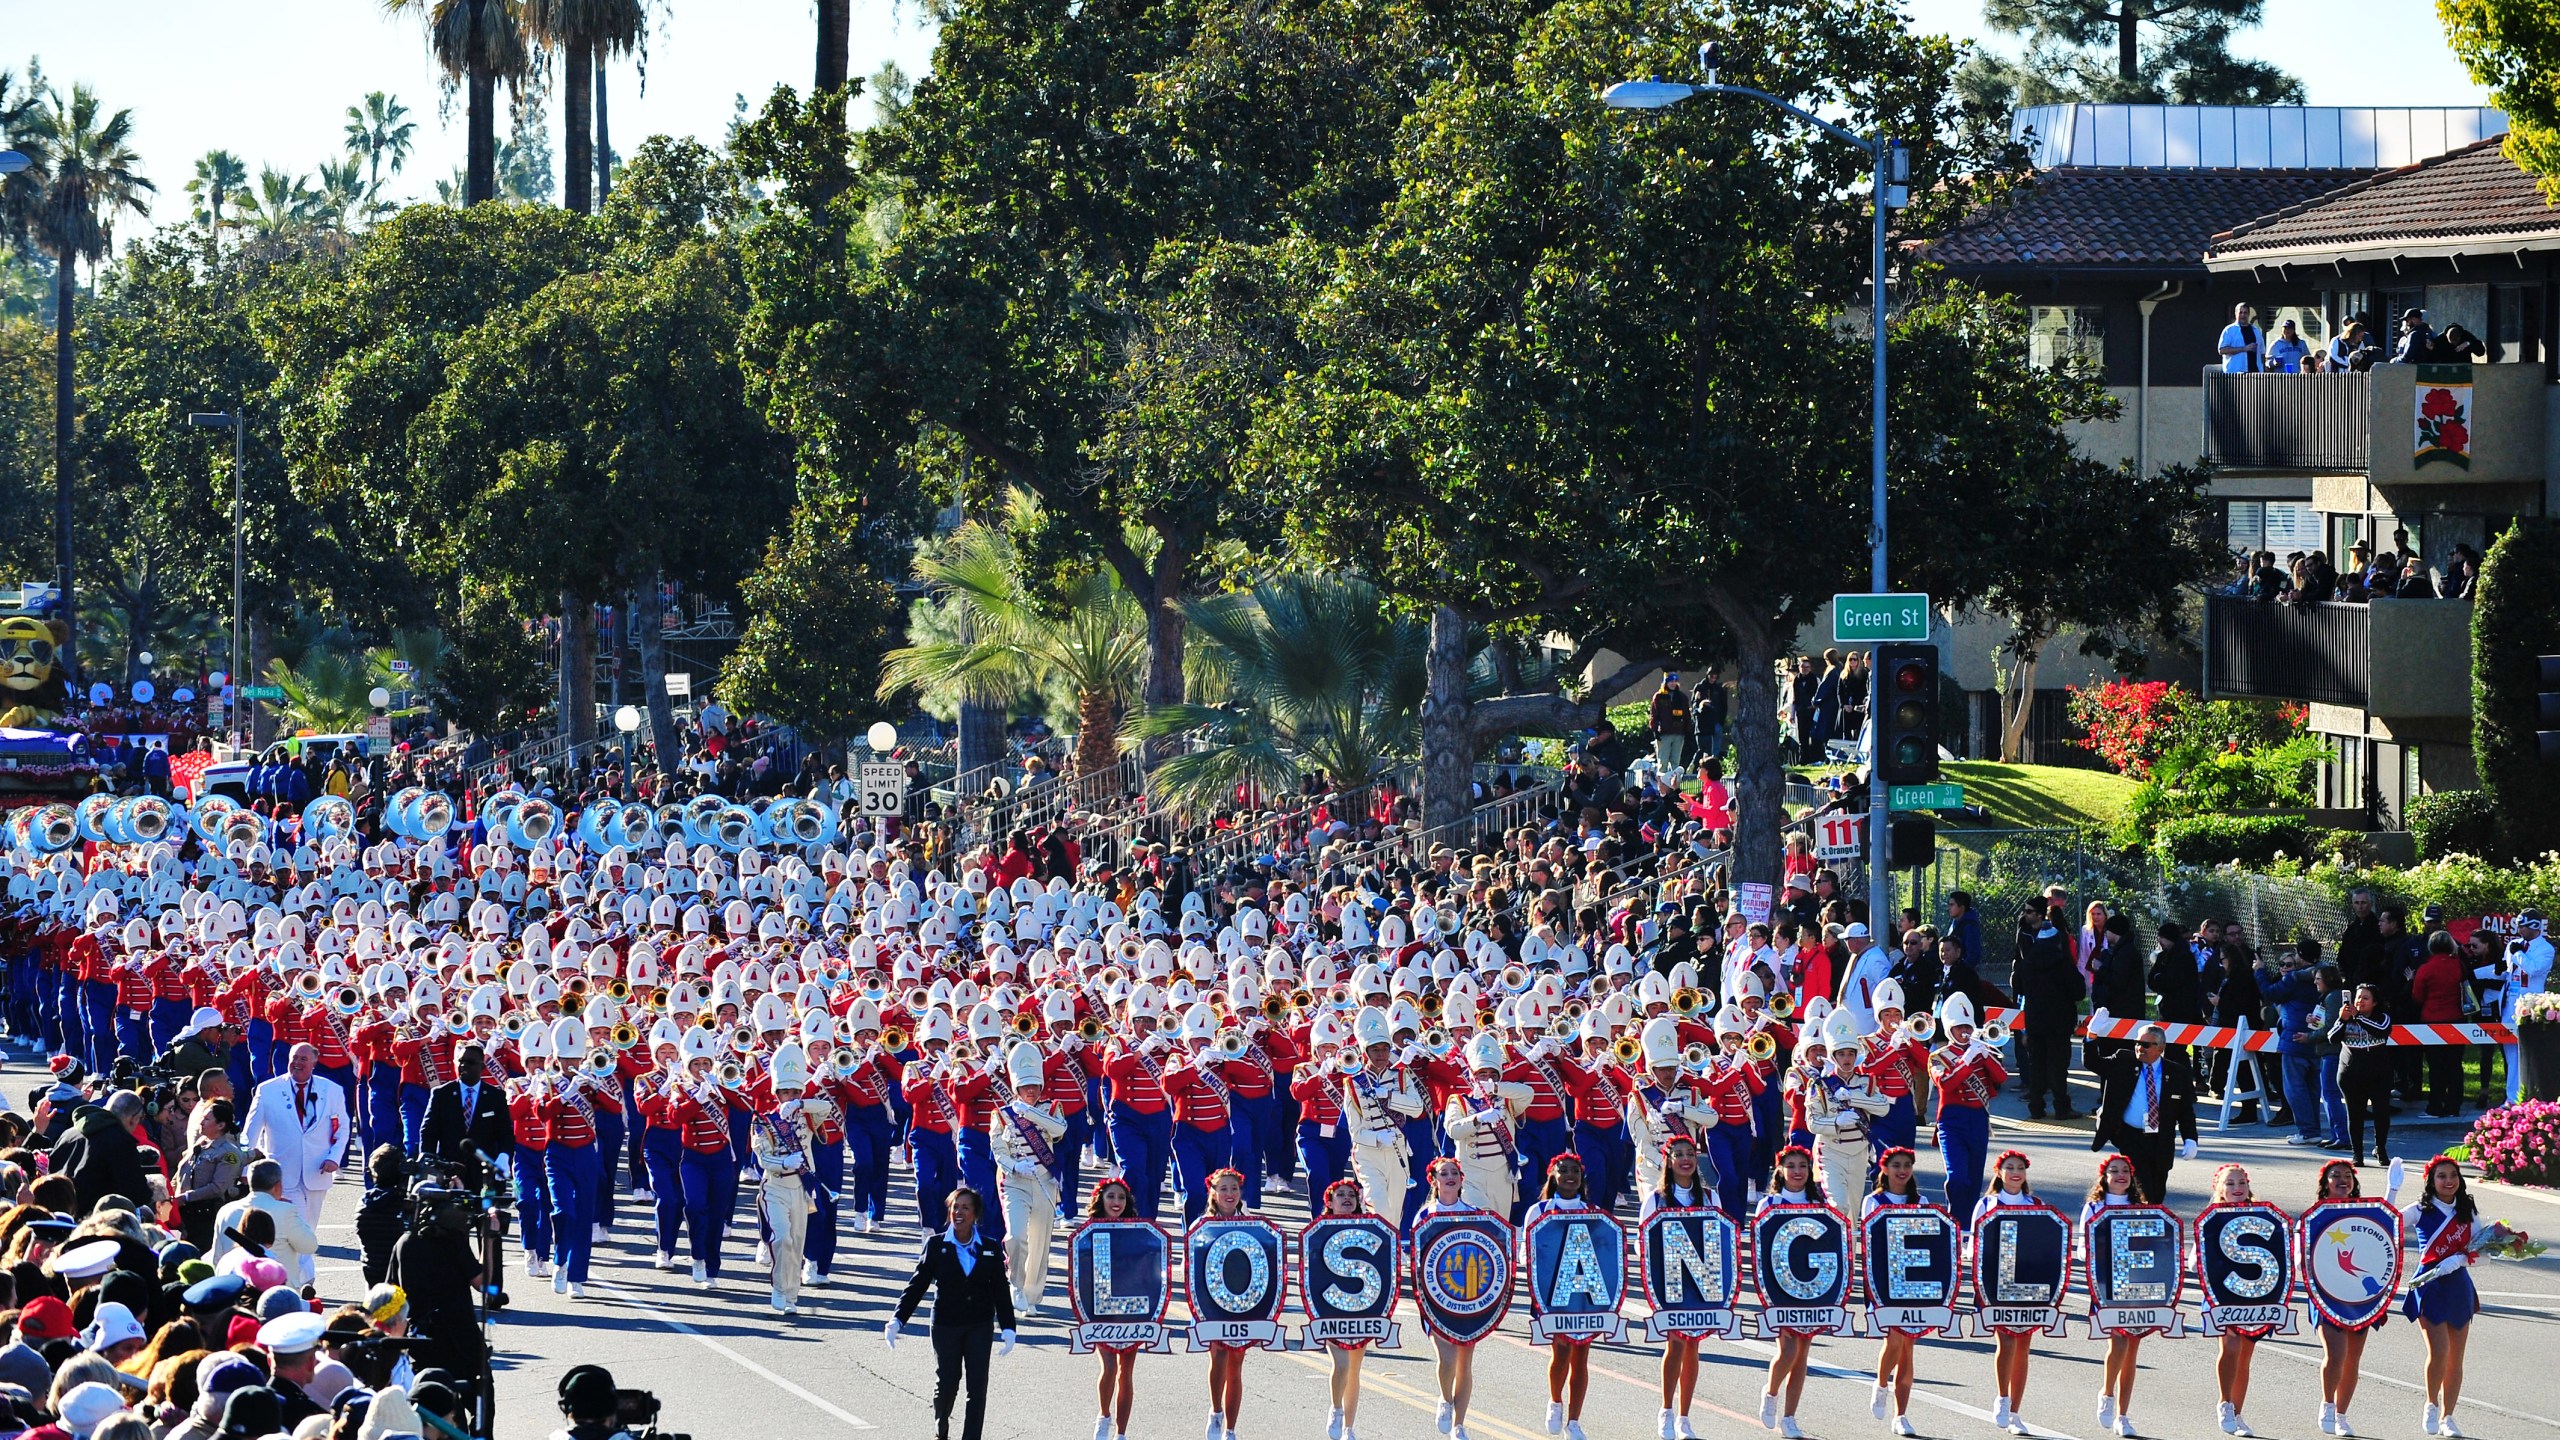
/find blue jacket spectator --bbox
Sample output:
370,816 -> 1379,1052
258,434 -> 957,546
2266,320 -> 2311,372
2216,302 -> 2264,372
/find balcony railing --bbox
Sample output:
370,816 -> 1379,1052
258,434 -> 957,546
2205,595 -> 2368,707
2202,370 -> 2370,470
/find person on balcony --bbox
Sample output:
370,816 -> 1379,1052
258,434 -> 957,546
2216,303 -> 2265,373
2329,320 -> 2382,371
2266,319 -> 2312,373
2391,309 -> 2438,365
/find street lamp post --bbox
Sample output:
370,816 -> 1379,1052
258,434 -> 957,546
1604,45 -> 1909,932
186,410 -> 247,743
615,704 -> 642,773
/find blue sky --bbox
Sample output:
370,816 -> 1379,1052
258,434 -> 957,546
7,0 -> 2492,220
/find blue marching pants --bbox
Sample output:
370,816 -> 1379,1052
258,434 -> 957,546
115,1009 -> 151,1065
1872,1093 -> 1918,1154
1296,1119 -> 1350,1202
909,1127 -> 960,1232
808,1137 -> 844,1274
545,1142 -> 602,1283
1056,1109 -> 1093,1217
1399,1114 -> 1442,1234
643,1129 -> 685,1257
1572,1121 -> 1634,1213
1229,1093 -> 1278,1206
844,1106 -> 893,1225
1513,1115 -> 1572,1227
365,1069 -> 404,1158
592,1110 -> 625,1231
1169,1121 -> 1233,1226
227,1044 -> 256,1104
956,1128 -> 1004,1243
80,981 -> 116,1073
1750,1084 -> 1785,1184
1084,1077 -> 1114,1164
1270,1091 -> 1302,1182
1105,1104 -> 1173,1221
148,998 -> 189,1054
514,1145 -> 555,1263
677,1148 -> 738,1278
246,1019 -> 275,1085
1937,1103 -> 1989,1220
401,1083 -> 431,1156
1707,1123 -> 1754,1224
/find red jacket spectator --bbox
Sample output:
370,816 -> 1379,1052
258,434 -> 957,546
2410,946 -> 2465,1023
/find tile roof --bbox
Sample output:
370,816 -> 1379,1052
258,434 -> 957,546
1925,167 -> 2371,272
2207,135 -> 2560,264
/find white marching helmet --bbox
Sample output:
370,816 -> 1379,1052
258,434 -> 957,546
550,1017 -> 588,1059
1822,1010 -> 1865,1054
1041,989 -> 1078,1026
1871,978 -> 1908,1016
770,1041 -> 810,1092
1639,1015 -> 1683,1068
1352,1005 -> 1392,1051
1005,1040 -> 1045,1091
1936,991 -> 1977,1032
1463,1031 -> 1505,1074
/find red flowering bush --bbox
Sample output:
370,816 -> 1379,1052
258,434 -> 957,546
2467,1101 -> 2560,1188
2067,680 -> 2185,778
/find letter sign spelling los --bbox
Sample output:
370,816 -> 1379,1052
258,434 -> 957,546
2085,1205 -> 2186,1337
1753,1204 -> 1853,1337
1970,1205 -> 2072,1336
1640,1209 -> 1740,1341
1861,1205 -> 1959,1335
1071,1219 -> 1173,1353
1297,1215 -> 1404,1350
2196,1202 -> 2299,1336
1525,1210 -> 1627,1344
1185,1216 -> 1287,1351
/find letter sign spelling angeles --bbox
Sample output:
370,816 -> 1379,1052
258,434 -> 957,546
2298,1200 -> 2402,1333
1753,1203 -> 1853,1337
1412,1210 -> 1515,1345
2196,1201 -> 2300,1336
1297,1215 -> 1404,1351
1640,1208 -> 1741,1341
1071,1218 -> 1174,1353
1184,1216 -> 1287,1352
2086,1205 -> 2186,1337
1861,1204 -> 1959,1336
1970,1204 -> 2072,1337
1525,1209 -> 1627,1344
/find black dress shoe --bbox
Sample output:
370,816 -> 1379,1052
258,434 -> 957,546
2054,1107 -> 2081,1121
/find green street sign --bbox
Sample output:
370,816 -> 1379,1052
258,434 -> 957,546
1889,782 -> 1964,811
240,685 -> 284,701
1833,593 -> 1932,644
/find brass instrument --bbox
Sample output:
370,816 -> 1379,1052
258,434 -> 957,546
1546,1016 -> 1577,1041
291,970 -> 325,1000
1899,1015 -> 1937,1045
1561,999 -> 1587,1024
830,1048 -> 864,1079
563,976 -> 590,1003
642,988 -> 667,1012
501,1013 -> 528,1040
1974,1020 -> 2011,1049
1670,987 -> 1704,1018
329,985 -> 364,1017
584,1049 -> 619,1078
1611,1035 -> 1643,1065
715,1060 -> 746,1089
1679,1040 -> 1713,1071
1418,993 -> 1443,1019
1744,1031 -> 1779,1064
1288,988 -> 1313,1012
443,1008 -> 473,1036
1212,1030 -> 1249,1060
948,1038 -> 982,1068
727,1023 -> 759,1054
1009,1011 -> 1041,1039
880,1023 -> 912,1052
1499,963 -> 1530,992
611,1022 -> 640,1050
1262,995 -> 1291,1023
695,1008 -> 722,1033
1075,1017 -> 1105,1044
1767,991 -> 1796,1021
1419,1027 -> 1452,1057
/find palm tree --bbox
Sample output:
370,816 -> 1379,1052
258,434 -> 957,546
1126,572 -> 1429,815
184,150 -> 247,250
313,156 -> 370,232
879,493 -> 1148,779
522,0 -> 642,214
342,92 -> 416,201
237,166 -> 320,236
817,0 -> 851,94
17,81 -> 153,687
383,0 -> 527,205
265,648 -> 396,734
0,66 -> 50,253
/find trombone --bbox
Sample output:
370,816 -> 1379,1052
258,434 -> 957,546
1610,1035 -> 1643,1066
1767,991 -> 1796,1021
1744,1031 -> 1779,1064
1670,987 -> 1704,1018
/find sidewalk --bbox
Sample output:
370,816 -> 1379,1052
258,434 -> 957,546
1982,1061 -> 2493,1143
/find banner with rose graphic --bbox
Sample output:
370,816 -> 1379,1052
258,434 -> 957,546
2415,363 -> 2473,469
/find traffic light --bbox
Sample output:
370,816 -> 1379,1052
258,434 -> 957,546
1876,642 -> 1941,786
1889,817 -> 1937,870
2538,654 -> 2560,763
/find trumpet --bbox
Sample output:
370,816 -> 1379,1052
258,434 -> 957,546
1212,1030 -> 1249,1060
1561,999 -> 1587,1024
606,980 -> 631,1003
1261,995 -> 1290,1023
443,1008 -> 473,1037
643,989 -> 669,1013
1418,993 -> 1444,1019
502,1013 -> 528,1040
1009,1011 -> 1041,1039
329,985 -> 364,1017
1768,991 -> 1796,1021
728,1023 -> 759,1054
1075,1017 -> 1105,1044
830,1048 -> 864,1079
1679,1040 -> 1714,1071
611,1023 -> 640,1050
1287,988 -> 1313,1012
1610,1035 -> 1643,1065
292,970 -> 326,1001
1419,1027 -> 1452,1057
1671,987 -> 1704,1018
584,1049 -> 619,1078
1899,1015 -> 1937,1045
948,1038 -> 982,1069
1546,1016 -> 1578,1040
715,1060 -> 746,1089
1745,1031 -> 1779,1064
563,977 -> 591,1003
880,1023 -> 912,1052
1499,963 -> 1530,993
1974,1020 -> 2011,1049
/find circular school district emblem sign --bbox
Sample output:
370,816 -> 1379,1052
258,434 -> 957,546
1423,1230 -> 1506,1312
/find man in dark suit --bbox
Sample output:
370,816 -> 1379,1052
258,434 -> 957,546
419,1042 -> 515,1187
887,1185 -> 1016,1440
2090,1023 -> 2199,1205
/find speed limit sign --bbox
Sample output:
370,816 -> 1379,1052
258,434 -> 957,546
858,762 -> 908,818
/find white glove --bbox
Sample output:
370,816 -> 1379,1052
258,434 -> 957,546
2179,1138 -> 2199,1162
2386,1157 -> 2407,1204
883,1319 -> 902,1349
998,1329 -> 1017,1357
2088,1007 -> 2111,1027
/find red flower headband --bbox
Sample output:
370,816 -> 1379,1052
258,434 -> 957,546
1774,1143 -> 1815,1169
1994,1149 -> 2031,1170
1877,1146 -> 1917,1167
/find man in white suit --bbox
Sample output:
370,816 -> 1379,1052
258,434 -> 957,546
241,1042 -> 351,1230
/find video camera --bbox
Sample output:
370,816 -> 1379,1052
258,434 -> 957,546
615,1389 -> 690,1440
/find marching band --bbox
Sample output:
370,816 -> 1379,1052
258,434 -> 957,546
0,791 -> 2543,1440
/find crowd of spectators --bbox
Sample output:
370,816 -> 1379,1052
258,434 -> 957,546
2218,302 -> 2487,374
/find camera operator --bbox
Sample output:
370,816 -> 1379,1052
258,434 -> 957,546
418,1041 -> 517,1308
551,1365 -> 667,1440
389,1181 -> 491,1389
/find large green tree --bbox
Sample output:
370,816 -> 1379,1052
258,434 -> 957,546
718,488 -> 904,743
2471,517 -> 2560,860
2443,0 -> 2560,202
1962,0 -> 2304,110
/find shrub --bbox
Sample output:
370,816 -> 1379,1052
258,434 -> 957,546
2473,517 -> 2560,861
2465,1100 -> 2560,1188
2408,789 -> 2501,862
2067,681 -> 2300,780
2152,814 -> 2310,867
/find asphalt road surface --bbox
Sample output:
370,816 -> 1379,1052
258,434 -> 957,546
157,1059 -> 2560,1440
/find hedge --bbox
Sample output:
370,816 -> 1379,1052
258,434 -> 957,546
2151,813 -> 2309,867
2408,788 -> 2500,862
2472,517 -> 2560,861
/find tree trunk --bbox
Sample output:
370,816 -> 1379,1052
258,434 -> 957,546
1999,643 -> 2044,764
2118,2 -> 2141,86
1074,688 -> 1119,778
559,595 -> 598,747
562,35 -> 594,215
248,613 -> 275,749
957,701 -> 1006,786
629,579 -> 681,775
1137,537 -> 1190,764
816,0 -> 852,93
50,253 -> 75,687
1420,605 -> 1474,829
466,35 -> 498,205
593,52 -> 612,202
1724,621 -> 1787,888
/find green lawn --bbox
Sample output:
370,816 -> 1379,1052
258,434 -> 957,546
1939,761 -> 2134,832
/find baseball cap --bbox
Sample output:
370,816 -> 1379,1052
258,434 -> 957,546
14,1296 -> 74,1343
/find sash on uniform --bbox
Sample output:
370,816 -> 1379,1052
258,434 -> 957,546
1002,1101 -> 1060,1172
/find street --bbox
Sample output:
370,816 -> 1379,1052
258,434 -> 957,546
128,1055 -> 2559,1440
